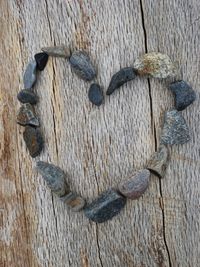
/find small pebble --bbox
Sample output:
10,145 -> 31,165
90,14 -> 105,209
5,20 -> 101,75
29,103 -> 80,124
106,67 -> 136,95
36,161 -> 70,197
118,169 -> 150,199
133,52 -> 176,78
160,109 -> 190,145
34,52 -> 49,71
84,188 -> 126,223
147,145 -> 169,178
17,103 -> 39,127
17,89 -> 38,105
23,59 -> 37,89
41,45 -> 71,58
88,83 -> 104,106
60,192 -> 85,212
23,126 -> 43,158
169,80 -> 196,111
69,50 -> 96,81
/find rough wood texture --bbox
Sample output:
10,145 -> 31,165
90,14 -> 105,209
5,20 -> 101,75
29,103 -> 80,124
0,1 -> 200,266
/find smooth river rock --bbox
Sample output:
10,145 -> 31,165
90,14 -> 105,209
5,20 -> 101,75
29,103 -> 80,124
88,83 -> 104,106
34,52 -> 49,71
23,59 -> 37,89
42,45 -> 71,58
60,192 -> 85,212
17,89 -> 38,105
23,126 -> 43,157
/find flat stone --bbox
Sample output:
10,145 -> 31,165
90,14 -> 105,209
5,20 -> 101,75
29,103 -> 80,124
106,67 -> 136,95
36,161 -> 70,197
41,45 -> 71,58
88,83 -> 104,106
17,89 -> 38,105
84,189 -> 126,223
23,59 -> 37,89
133,52 -> 176,78
169,80 -> 196,111
69,50 -> 96,81
23,126 -> 43,158
34,52 -> 49,71
118,169 -> 150,199
147,145 -> 169,178
60,192 -> 85,212
17,103 -> 39,127
160,110 -> 190,145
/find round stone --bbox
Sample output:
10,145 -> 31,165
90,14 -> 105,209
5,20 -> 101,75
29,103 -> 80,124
17,89 -> 38,105
60,192 -> 85,212
88,83 -> 104,106
23,126 -> 43,158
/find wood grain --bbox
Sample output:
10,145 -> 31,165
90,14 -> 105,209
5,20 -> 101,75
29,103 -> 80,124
0,0 -> 199,266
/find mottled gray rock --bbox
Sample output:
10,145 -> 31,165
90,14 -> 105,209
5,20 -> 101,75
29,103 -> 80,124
36,161 -> 70,197
88,83 -> 104,106
106,67 -> 136,95
69,50 -> 96,81
42,45 -> 71,58
23,126 -> 43,158
23,59 -> 37,89
17,103 -> 39,127
169,80 -> 196,111
60,192 -> 85,212
160,110 -> 190,145
147,145 -> 169,178
118,169 -> 150,199
84,189 -> 126,223
17,89 -> 38,105
133,52 -> 176,78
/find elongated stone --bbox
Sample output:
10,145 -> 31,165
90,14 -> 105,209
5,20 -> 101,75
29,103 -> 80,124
88,83 -> 104,106
17,89 -> 38,105
36,161 -> 70,197
106,67 -> 136,95
147,145 -> 169,178
42,45 -> 71,58
160,110 -> 190,145
34,52 -> 49,71
84,189 -> 126,223
118,169 -> 150,199
17,103 -> 39,127
23,59 -> 37,89
23,126 -> 43,157
60,192 -> 85,212
133,52 -> 176,78
69,50 -> 96,81
169,80 -> 196,111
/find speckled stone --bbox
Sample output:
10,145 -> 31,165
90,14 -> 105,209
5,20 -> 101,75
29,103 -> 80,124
60,192 -> 85,212
88,83 -> 104,106
36,161 -> 70,197
106,67 -> 136,95
69,50 -> 96,81
41,45 -> 71,58
17,103 -> 39,127
169,80 -> 196,111
160,110 -> 190,145
118,169 -> 150,199
17,89 -> 38,105
23,59 -> 37,89
23,126 -> 43,157
133,52 -> 176,78
34,52 -> 49,71
84,189 -> 126,223
147,145 -> 169,178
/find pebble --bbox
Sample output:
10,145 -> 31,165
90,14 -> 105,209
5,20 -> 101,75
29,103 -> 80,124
60,192 -> 85,212
88,83 -> 104,106
118,169 -> 150,199
17,103 -> 39,127
23,59 -> 37,89
133,52 -> 176,78
34,52 -> 49,71
41,45 -> 71,58
69,50 -> 96,81
169,80 -> 196,111
147,145 -> 169,178
36,161 -> 70,197
17,89 -> 38,105
106,67 -> 136,95
160,110 -> 190,145
23,126 -> 43,158
84,189 -> 126,223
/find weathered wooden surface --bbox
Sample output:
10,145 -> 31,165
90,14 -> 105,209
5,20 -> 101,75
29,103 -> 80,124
0,0 -> 200,266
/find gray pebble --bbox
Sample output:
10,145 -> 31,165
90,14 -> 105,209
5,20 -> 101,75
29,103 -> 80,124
23,126 -> 43,158
88,83 -> 104,106
23,59 -> 37,89
17,89 -> 38,105
17,103 -> 39,127
60,192 -> 85,212
41,45 -> 71,58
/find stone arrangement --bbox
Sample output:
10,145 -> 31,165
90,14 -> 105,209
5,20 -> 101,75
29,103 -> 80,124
17,47 -> 196,223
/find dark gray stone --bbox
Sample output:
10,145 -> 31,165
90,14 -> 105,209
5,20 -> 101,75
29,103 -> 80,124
160,110 -> 190,145
34,52 -> 49,71
69,50 -> 96,81
84,189 -> 126,223
88,83 -> 104,106
17,89 -> 38,105
60,192 -> 85,212
169,80 -> 196,111
23,59 -> 37,89
106,67 -> 136,95
23,126 -> 43,158
41,45 -> 71,58
17,103 -> 39,127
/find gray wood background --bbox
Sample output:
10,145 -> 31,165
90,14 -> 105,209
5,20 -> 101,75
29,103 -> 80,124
0,0 -> 200,266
